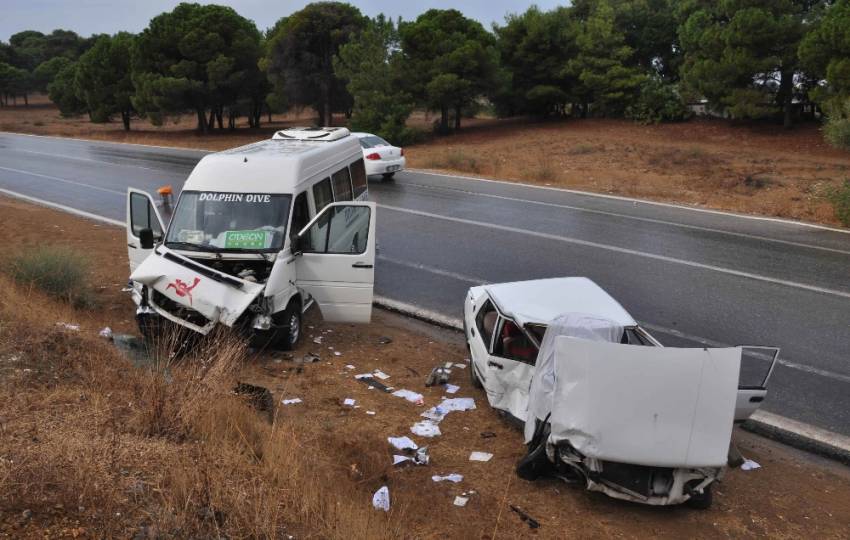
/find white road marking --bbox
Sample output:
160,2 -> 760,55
0,165 -> 125,196
378,255 -> 489,284
393,179 -> 850,256
378,203 -> 850,300
0,188 -> 124,226
407,168 -> 850,235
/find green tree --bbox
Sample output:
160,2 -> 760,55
266,2 -> 366,127
132,2 -> 265,133
399,9 -> 498,132
678,0 -> 819,128
75,33 -> 136,129
567,0 -> 646,117
334,15 -> 416,143
32,56 -> 72,92
47,61 -> 85,115
493,6 -> 577,116
0,62 -> 31,106
799,0 -> 850,107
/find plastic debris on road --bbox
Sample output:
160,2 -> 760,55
372,486 -> 390,512
392,389 -> 424,405
444,384 -> 460,394
99,327 -> 113,339
411,420 -> 441,438
432,474 -> 463,483
453,496 -> 469,507
741,459 -> 761,471
388,436 -> 418,451
281,398 -> 302,405
469,451 -> 493,462
343,398 -> 356,407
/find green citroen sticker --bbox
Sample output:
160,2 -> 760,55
224,230 -> 270,249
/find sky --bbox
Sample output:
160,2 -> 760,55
2,0 -> 566,41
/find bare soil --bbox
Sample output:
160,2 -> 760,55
2,97 -> 849,227
1,196 -> 850,538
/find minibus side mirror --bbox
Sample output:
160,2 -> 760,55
139,228 -> 155,250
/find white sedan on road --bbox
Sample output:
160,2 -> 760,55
463,277 -> 779,507
353,132 -> 405,180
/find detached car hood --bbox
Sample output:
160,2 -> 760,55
130,247 -> 265,330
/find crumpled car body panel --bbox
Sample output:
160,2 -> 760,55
130,248 -> 265,333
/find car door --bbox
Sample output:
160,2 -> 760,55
127,188 -> 165,272
486,316 -> 538,422
735,346 -> 780,421
294,201 -> 375,323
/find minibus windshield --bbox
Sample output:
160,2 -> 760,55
165,191 -> 292,252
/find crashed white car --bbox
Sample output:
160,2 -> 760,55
126,127 -> 376,349
464,277 -> 779,508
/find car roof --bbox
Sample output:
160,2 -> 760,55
484,277 -> 637,327
182,133 -> 361,194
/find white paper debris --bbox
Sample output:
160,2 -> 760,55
343,398 -> 356,406
313,336 -> 323,344
281,398 -> 302,405
440,398 -> 476,412
98,327 -> 113,339
453,496 -> 469,507
56,322 -> 80,331
372,369 -> 390,380
454,363 -> 467,369
432,474 -> 463,483
469,451 -> 493,462
334,351 -> 342,357
366,410 -> 376,415
345,364 -> 356,370
388,436 -> 418,451
444,384 -> 460,394
372,486 -> 390,512
393,455 -> 411,465
392,389 -> 424,405
411,420 -> 441,438
741,459 -> 761,471
355,373 -> 373,379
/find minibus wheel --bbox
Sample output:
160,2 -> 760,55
278,299 -> 302,351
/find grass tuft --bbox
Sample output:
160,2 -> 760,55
5,245 -> 95,307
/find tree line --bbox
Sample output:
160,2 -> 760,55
1,1 -> 849,148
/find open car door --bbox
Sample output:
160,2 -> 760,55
294,201 -> 376,323
735,345 -> 780,421
126,188 -> 165,272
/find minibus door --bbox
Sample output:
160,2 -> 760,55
127,188 -> 165,271
293,202 -> 376,323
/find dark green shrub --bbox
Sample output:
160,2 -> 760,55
6,246 -> 95,307
626,78 -> 691,124
824,99 -> 850,151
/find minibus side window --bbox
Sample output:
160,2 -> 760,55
313,178 -> 333,213
351,158 -> 367,199
331,167 -> 353,201
290,191 -> 309,245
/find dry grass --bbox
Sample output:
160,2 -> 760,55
0,278 -> 406,539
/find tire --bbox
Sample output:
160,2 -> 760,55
382,172 -> 395,181
686,483 -> 713,510
277,299 -> 302,351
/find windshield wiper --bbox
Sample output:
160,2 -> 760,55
165,241 -> 223,253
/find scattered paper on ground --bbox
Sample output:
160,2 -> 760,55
469,451 -> 493,462
392,388 -> 424,405
433,474 -> 463,483
281,398 -> 302,405
411,420 -> 441,437
372,486 -> 390,512
742,459 -> 762,471
388,435 -> 418,451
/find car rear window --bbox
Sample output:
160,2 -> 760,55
359,136 -> 389,149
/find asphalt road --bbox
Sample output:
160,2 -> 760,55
1,132 -> 849,436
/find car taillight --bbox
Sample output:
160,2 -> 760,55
400,148 -> 404,156
366,152 -> 381,160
